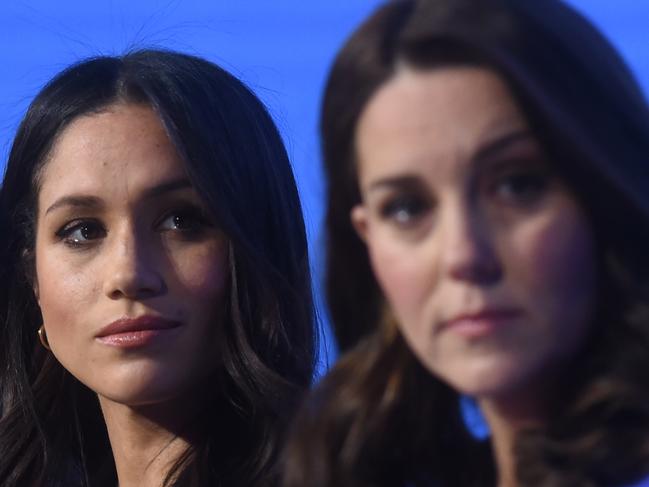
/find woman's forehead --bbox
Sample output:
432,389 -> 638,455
354,66 -> 530,183
37,104 -> 190,213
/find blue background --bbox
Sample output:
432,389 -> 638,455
1,0 -> 648,375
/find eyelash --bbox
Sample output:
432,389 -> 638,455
55,219 -> 105,249
489,168 -> 551,206
55,206 -> 213,249
379,193 -> 430,227
156,207 -> 213,237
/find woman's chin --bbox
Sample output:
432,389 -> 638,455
84,369 -> 193,409
430,353 -> 539,399
94,385 -> 179,408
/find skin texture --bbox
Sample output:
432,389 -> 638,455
33,103 -> 229,486
352,66 -> 597,404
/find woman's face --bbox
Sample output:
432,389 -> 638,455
352,66 -> 596,399
34,103 -> 228,406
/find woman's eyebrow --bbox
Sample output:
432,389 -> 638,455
141,178 -> 193,200
472,129 -> 534,163
367,174 -> 422,194
44,178 -> 194,216
45,195 -> 103,216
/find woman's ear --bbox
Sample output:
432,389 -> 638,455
32,281 -> 39,303
350,205 -> 369,243
22,248 -> 39,303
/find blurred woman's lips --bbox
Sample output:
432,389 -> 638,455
440,308 -> 522,338
96,316 -> 182,348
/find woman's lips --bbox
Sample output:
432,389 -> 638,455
441,309 -> 522,338
96,316 -> 182,348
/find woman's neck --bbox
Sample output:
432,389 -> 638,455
477,381 -> 554,487
98,395 -> 200,487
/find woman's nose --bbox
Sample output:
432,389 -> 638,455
102,228 -> 165,300
438,205 -> 502,285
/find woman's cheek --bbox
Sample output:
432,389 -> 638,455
36,252 -> 92,320
173,241 -> 229,299
368,236 -> 432,331
509,203 -> 596,342
34,254 -> 95,368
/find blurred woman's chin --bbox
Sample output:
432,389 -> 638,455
429,354 -> 541,399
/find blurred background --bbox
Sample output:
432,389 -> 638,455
1,0 -> 647,375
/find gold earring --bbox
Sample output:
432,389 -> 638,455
37,325 -> 51,350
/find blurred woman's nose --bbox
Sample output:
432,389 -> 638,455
438,203 -> 502,285
102,226 -> 164,300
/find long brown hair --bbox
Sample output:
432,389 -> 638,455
283,1 -> 649,485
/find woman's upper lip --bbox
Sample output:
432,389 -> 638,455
96,316 -> 181,337
442,308 -> 522,327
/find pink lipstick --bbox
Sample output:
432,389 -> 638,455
442,309 -> 521,338
96,316 -> 181,348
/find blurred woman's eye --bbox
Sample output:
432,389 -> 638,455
491,168 -> 551,206
379,194 -> 430,227
157,207 -> 213,236
55,220 -> 106,248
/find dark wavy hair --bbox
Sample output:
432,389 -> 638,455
0,49 -> 315,486
283,1 -> 649,486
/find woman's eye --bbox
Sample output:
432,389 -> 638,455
158,208 -> 211,234
492,170 -> 550,206
56,220 -> 106,247
380,195 -> 429,226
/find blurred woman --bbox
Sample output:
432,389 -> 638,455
0,49 -> 315,487
283,1 -> 649,486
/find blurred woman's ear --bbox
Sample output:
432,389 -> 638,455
350,205 -> 369,243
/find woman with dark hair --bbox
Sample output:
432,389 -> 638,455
0,49 -> 314,486
283,1 -> 649,486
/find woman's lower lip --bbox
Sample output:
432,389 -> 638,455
96,329 -> 177,348
445,313 -> 520,338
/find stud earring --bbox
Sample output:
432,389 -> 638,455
37,324 -> 51,350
